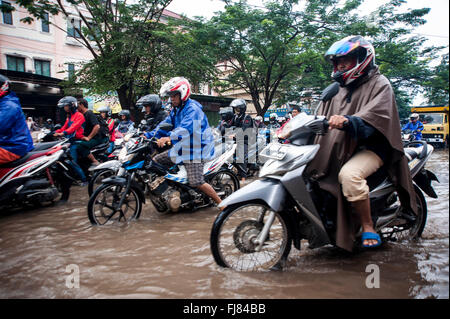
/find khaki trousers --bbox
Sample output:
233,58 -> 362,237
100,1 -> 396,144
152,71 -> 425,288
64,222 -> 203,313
338,150 -> 384,202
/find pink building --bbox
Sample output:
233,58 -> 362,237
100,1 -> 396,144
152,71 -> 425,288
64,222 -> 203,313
0,0 -> 94,79
0,1 -> 186,80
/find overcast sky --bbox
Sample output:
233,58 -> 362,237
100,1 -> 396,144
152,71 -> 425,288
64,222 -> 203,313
166,0 -> 449,50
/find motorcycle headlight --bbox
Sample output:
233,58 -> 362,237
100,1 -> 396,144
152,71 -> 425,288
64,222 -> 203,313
118,147 -> 134,163
259,144 -> 320,177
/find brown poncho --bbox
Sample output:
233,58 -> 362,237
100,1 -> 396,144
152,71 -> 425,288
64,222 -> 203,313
306,66 -> 416,251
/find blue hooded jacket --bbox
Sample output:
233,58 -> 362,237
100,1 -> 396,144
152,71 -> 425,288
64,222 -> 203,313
402,121 -> 424,140
145,99 -> 214,164
0,92 -> 34,156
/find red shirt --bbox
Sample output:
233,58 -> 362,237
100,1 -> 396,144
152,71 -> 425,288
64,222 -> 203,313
56,111 -> 85,140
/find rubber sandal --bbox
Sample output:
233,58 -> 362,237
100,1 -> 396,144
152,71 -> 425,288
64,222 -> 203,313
361,232 -> 382,248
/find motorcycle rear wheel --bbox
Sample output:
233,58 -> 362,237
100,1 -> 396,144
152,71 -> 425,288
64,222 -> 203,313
379,185 -> 427,241
206,169 -> 240,199
87,183 -> 142,225
210,201 -> 291,271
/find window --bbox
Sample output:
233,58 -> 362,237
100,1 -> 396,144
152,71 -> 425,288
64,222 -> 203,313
68,63 -> 75,80
87,22 -> 101,41
67,19 -> 81,38
2,1 -> 13,25
6,55 -> 25,72
41,13 -> 49,32
35,59 -> 51,77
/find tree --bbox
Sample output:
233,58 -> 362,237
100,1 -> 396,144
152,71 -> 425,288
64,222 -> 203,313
422,53 -> 449,105
189,0 -> 309,116
188,0 -> 441,117
5,0 -> 217,110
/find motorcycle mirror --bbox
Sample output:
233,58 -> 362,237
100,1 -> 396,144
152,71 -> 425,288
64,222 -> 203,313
320,82 -> 340,102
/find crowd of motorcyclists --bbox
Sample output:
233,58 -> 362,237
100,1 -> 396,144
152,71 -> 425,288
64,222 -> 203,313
0,35 -> 439,257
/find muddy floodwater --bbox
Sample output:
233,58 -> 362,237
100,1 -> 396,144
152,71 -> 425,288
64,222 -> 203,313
0,150 -> 448,299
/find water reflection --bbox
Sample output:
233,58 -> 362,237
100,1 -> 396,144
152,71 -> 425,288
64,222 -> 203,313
0,150 -> 448,298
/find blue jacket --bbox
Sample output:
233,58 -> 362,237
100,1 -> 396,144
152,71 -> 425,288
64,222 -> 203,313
0,92 -> 34,156
145,99 -> 214,163
117,120 -> 135,134
402,121 -> 424,140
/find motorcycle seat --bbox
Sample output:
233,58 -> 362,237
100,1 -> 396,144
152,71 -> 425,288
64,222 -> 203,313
92,142 -> 110,151
33,141 -> 60,151
0,149 -> 50,168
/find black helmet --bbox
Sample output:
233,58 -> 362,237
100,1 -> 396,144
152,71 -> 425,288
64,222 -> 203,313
136,94 -> 162,114
119,109 -> 131,120
230,98 -> 247,115
57,96 -> 78,113
219,107 -> 234,121
0,74 -> 11,98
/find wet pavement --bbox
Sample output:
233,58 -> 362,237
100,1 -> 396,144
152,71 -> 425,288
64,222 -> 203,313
0,150 -> 448,299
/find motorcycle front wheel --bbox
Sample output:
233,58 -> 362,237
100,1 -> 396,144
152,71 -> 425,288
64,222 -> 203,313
210,201 -> 291,271
87,183 -> 142,225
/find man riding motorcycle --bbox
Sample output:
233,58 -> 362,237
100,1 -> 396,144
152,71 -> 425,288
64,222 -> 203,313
253,115 -> 265,129
137,94 -> 168,133
267,113 -> 281,130
305,35 -> 417,249
147,77 -> 224,208
97,105 -> 117,154
54,96 -> 85,141
402,113 -> 424,141
0,75 -> 34,165
117,110 -> 135,134
217,106 -> 235,135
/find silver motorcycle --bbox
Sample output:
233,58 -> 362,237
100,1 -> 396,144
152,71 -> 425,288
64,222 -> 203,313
210,111 -> 439,271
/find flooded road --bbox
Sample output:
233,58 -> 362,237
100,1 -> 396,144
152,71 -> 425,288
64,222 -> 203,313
0,150 -> 448,299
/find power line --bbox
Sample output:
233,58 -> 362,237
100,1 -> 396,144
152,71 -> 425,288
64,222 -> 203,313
411,33 -> 449,39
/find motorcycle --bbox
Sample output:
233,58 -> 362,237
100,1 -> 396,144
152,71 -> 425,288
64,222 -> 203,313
214,127 -> 268,179
40,131 -> 110,200
401,129 -> 421,146
0,144 -> 67,209
210,111 -> 439,271
87,123 -> 240,225
87,120 -> 152,196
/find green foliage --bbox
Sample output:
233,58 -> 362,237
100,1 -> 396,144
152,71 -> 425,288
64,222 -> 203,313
422,54 -> 449,105
12,0 -> 217,109
187,0 -> 446,117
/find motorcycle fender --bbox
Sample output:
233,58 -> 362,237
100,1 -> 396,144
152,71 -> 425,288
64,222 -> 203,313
92,160 -> 120,171
413,169 -> 439,199
102,176 -> 127,186
218,178 -> 286,212
100,177 -> 146,204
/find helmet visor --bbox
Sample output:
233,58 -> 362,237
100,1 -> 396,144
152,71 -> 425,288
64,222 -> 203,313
326,38 -> 360,59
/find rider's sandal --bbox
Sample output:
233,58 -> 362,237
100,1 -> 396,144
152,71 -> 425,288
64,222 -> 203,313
361,232 -> 382,248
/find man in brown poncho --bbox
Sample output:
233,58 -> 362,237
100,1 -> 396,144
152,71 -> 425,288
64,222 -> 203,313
306,35 -> 416,251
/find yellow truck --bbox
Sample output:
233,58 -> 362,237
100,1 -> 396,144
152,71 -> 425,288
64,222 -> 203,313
411,105 -> 449,148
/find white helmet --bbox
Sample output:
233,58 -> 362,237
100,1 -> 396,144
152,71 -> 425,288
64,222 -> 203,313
410,113 -> 419,120
159,77 -> 191,102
